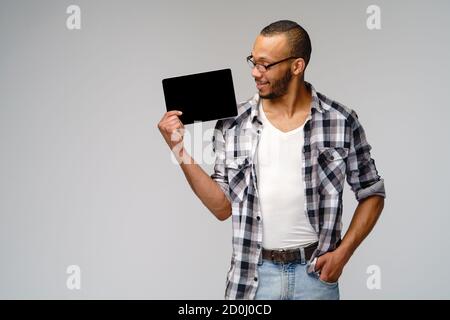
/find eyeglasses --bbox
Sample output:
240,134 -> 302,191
246,55 -> 299,73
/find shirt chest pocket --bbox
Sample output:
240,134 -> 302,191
317,147 -> 348,194
225,156 -> 252,203
224,129 -> 253,159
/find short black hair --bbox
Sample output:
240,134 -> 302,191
260,20 -> 312,68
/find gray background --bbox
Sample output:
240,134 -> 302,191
1,0 -> 449,299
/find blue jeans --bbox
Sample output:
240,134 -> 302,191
254,258 -> 340,300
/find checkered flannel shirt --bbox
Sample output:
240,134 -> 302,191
210,82 -> 386,299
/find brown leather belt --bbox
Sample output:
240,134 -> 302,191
262,242 -> 318,263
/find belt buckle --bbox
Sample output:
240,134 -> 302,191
271,249 -> 286,262
280,249 -> 287,261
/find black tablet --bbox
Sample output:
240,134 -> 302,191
162,68 -> 238,125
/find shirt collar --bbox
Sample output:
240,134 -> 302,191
249,81 -> 325,126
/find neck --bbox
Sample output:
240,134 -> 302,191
264,79 -> 312,118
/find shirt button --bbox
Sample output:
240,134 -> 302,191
256,216 -> 261,221
254,277 -> 258,282
257,244 -> 261,249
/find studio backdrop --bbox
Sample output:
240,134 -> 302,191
1,0 -> 449,299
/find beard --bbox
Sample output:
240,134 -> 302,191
259,69 -> 293,100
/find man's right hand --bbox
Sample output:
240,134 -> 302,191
157,110 -> 231,220
157,110 -> 185,159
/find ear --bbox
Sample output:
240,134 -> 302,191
292,58 -> 306,76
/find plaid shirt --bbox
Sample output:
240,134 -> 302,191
210,82 -> 385,300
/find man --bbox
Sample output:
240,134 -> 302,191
157,20 -> 385,300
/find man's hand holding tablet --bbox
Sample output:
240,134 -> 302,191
157,109 -> 186,163
158,68 -> 238,164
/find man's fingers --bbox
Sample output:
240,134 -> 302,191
167,125 -> 184,135
167,110 -> 183,115
166,113 -> 182,120
157,110 -> 185,151
170,128 -> 184,142
158,117 -> 183,134
315,256 -> 325,272
164,110 -> 183,120
163,122 -> 183,134
158,110 -> 182,125
163,114 -> 183,125
166,118 -> 181,126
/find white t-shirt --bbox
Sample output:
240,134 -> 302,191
256,99 -> 318,249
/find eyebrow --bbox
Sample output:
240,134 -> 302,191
250,53 -> 271,63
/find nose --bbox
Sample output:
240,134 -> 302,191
251,66 -> 262,79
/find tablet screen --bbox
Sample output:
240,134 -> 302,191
162,69 -> 238,125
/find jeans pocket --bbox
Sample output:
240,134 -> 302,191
318,276 -> 338,287
308,266 -> 339,287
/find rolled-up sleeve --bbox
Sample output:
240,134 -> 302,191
210,120 -> 232,202
346,111 -> 386,201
